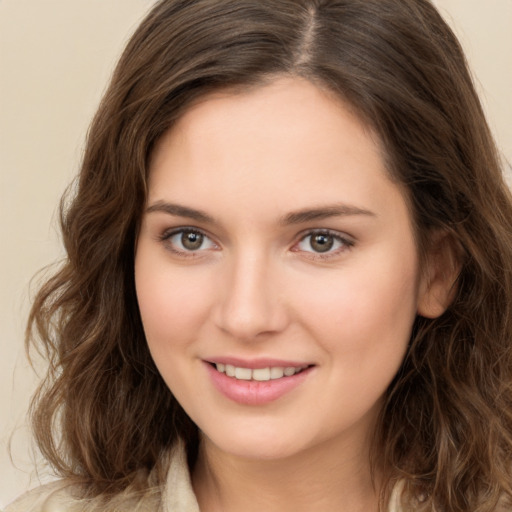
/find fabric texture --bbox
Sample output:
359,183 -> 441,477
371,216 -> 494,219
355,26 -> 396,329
5,443 -> 402,511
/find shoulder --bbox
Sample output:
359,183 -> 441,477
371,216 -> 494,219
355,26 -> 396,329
3,479 -> 162,512
3,442 -> 193,512
4,480 -> 83,512
386,480 -> 512,512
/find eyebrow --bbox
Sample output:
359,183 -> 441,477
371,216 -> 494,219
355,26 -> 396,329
146,201 -> 376,225
146,201 -> 215,224
280,204 -> 376,225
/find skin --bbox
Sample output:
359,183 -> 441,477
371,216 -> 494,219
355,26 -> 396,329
135,77 -> 443,512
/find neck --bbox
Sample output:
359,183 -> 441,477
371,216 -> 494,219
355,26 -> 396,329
192,434 -> 382,512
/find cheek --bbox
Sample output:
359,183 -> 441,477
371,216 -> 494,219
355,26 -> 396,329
291,252 -> 420,362
287,256 -> 420,427
135,259 -> 217,400
135,248 -> 213,355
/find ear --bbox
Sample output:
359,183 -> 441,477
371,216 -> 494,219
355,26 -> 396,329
417,230 -> 461,319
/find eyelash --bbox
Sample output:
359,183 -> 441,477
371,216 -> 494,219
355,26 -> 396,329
159,227 -> 218,257
292,229 -> 354,260
159,227 -> 354,260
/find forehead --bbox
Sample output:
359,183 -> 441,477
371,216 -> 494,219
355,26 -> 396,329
147,77 -> 410,230
151,76 -> 384,166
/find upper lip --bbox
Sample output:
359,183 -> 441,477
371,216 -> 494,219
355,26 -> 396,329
205,357 -> 313,369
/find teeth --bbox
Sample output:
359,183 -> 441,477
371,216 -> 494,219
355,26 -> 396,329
235,367 -> 252,380
215,363 -> 306,381
270,367 -> 284,379
252,368 -> 270,381
284,367 -> 296,376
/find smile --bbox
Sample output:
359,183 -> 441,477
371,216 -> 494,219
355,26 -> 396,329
206,359 -> 314,405
214,363 -> 309,381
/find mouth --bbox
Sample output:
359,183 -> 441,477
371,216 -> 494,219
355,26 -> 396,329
210,362 -> 311,382
205,359 -> 315,405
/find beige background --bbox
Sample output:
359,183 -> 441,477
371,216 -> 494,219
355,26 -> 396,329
1,0 -> 511,506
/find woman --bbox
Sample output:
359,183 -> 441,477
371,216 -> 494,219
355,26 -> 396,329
7,0 -> 512,510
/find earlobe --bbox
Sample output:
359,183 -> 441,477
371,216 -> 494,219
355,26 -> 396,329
417,230 -> 461,319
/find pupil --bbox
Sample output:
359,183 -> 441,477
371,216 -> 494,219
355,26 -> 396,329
311,234 -> 333,253
182,232 -> 203,250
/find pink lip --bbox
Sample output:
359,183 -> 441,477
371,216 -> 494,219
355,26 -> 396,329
204,361 -> 314,406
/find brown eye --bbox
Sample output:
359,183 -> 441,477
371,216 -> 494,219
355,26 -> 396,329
310,233 -> 334,253
165,229 -> 216,253
296,231 -> 352,256
181,231 -> 204,250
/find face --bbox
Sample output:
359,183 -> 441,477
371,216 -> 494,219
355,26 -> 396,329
135,77 -> 430,463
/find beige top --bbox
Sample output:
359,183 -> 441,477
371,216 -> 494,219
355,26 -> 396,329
5,444 -> 404,512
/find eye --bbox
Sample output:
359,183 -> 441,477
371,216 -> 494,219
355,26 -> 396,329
162,228 -> 217,254
295,230 -> 353,255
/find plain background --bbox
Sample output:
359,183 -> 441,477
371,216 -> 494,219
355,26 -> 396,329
1,0 -> 511,507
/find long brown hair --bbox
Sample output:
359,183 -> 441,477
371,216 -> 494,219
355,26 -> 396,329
27,0 -> 512,510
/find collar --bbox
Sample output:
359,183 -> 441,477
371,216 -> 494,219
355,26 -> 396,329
162,441 -> 403,512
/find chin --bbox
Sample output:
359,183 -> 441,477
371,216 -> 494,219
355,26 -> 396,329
199,421 -> 315,462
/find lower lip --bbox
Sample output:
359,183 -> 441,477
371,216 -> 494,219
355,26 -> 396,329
205,363 -> 313,405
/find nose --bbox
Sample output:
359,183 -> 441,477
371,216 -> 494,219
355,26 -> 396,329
214,251 -> 289,341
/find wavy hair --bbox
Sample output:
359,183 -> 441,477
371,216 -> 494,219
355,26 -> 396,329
27,0 -> 512,510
